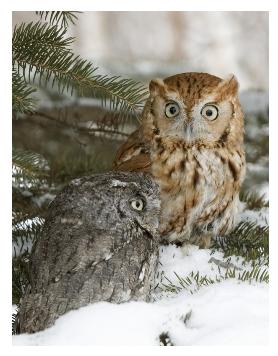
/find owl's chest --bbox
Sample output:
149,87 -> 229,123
151,145 -> 226,195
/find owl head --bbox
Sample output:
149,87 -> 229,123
104,171 -> 161,236
142,72 -> 244,147
68,172 -> 161,237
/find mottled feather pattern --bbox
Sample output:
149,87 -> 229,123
114,72 -> 246,248
18,172 -> 161,333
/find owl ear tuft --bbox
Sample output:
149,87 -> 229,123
149,78 -> 166,97
218,74 -> 239,96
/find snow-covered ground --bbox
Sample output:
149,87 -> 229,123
13,203 -> 268,346
13,279 -> 268,346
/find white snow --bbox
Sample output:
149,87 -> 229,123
12,305 -> 18,315
32,192 -> 56,207
13,278 -> 268,346
13,238 -> 268,345
259,183 -> 269,201
240,208 -> 269,227
156,245 -> 250,292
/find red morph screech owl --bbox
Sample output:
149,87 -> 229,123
114,72 -> 246,248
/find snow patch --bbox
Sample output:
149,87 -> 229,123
13,280 -> 268,346
240,208 -> 269,227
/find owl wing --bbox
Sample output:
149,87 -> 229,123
113,127 -> 151,173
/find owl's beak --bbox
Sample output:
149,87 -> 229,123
140,222 -> 159,238
183,121 -> 193,137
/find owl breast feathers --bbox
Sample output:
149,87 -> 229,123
114,72 -> 246,248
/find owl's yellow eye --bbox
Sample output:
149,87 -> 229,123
201,104 -> 219,121
165,102 -> 180,118
130,198 -> 145,211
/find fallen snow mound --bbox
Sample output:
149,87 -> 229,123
13,277 -> 268,346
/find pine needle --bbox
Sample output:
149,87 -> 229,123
158,267 -> 269,295
212,221 -> 269,265
240,190 -> 269,210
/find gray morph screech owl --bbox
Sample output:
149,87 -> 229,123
18,172 -> 160,334
114,72 -> 246,248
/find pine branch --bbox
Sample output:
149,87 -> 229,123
12,312 -> 17,335
158,266 -> 269,295
35,110 -> 130,137
240,190 -> 269,210
12,21 -> 148,118
159,332 -> 174,346
13,215 -> 44,246
212,221 -> 269,265
12,71 -> 37,114
13,148 -> 49,190
13,148 -> 49,176
35,11 -> 80,27
13,22 -> 74,54
12,252 -> 31,305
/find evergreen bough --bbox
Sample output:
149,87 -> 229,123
12,15 -> 148,117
